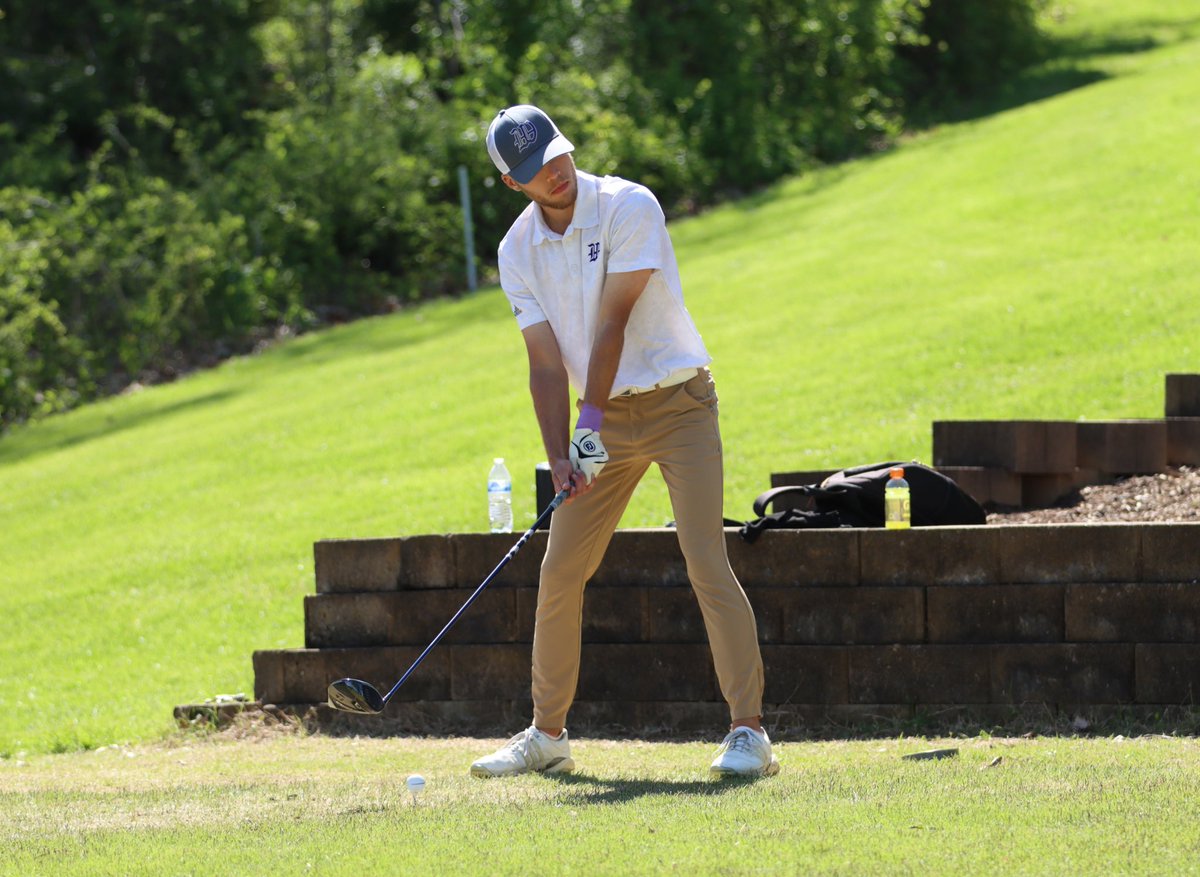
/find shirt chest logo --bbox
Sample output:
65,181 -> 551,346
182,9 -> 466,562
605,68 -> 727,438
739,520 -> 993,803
587,242 -> 600,262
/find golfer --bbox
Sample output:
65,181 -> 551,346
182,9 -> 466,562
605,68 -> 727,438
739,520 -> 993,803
470,105 -> 778,779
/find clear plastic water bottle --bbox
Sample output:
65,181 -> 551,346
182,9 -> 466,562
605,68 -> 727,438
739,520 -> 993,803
487,458 -> 513,533
885,466 -> 911,529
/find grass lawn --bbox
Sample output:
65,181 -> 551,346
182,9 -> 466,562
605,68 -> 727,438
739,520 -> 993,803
3,729 -> 1199,876
1,2 -> 1199,873
0,0 -> 1196,839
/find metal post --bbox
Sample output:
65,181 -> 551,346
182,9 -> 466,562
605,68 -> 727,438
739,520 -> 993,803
457,165 -> 478,291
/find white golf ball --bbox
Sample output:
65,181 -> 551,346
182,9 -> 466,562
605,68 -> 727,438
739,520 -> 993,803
406,774 -> 426,794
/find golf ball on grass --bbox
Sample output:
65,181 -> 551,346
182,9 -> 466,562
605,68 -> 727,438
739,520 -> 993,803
407,774 -> 425,796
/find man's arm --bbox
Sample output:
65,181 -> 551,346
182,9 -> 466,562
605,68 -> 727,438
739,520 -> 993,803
521,321 -> 589,498
558,268 -> 652,488
522,269 -> 653,496
581,268 -> 654,415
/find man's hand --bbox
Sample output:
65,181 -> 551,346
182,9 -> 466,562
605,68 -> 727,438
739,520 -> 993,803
569,428 -> 608,485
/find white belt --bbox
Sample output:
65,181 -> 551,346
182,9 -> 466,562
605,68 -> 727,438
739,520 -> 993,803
616,367 -> 699,397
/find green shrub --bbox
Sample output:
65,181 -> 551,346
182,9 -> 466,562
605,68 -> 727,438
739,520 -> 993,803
898,0 -> 1048,116
0,191 -> 92,427
0,0 -> 1049,428
2,168 -> 295,399
223,51 -> 468,313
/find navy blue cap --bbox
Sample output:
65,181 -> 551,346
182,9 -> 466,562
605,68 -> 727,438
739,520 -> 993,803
486,105 -> 575,184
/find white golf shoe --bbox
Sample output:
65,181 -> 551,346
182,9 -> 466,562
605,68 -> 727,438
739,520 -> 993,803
470,725 -> 576,778
709,726 -> 781,778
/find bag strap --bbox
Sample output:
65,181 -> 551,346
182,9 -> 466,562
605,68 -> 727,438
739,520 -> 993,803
752,485 -> 817,517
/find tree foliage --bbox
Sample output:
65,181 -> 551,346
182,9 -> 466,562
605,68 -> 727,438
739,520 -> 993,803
0,0 -> 1045,428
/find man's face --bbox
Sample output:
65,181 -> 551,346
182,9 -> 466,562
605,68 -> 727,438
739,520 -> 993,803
504,153 -> 577,211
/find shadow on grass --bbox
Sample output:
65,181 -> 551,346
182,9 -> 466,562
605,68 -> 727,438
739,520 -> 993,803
925,65 -> 1109,126
546,770 -> 759,804
270,287 -> 506,368
1055,13 -> 1200,58
0,388 -> 240,467
765,705 -> 1200,742
913,16 -> 1200,127
693,13 -> 1200,225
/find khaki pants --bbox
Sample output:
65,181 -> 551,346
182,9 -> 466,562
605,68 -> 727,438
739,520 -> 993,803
532,369 -> 765,729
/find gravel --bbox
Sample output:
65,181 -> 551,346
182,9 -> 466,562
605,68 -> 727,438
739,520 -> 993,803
986,466 -> 1200,525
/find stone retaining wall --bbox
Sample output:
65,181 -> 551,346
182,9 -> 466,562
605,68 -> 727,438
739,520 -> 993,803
771,374 -> 1200,509
253,523 -> 1200,736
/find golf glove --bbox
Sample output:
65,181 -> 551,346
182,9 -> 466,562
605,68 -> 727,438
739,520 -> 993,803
569,428 -> 608,485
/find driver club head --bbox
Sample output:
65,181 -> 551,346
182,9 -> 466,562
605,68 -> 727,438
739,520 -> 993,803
327,678 -> 386,714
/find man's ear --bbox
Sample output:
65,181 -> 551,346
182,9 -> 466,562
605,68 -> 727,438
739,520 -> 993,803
501,174 -> 523,192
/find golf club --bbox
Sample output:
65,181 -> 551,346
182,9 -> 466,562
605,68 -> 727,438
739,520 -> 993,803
327,487 -> 571,715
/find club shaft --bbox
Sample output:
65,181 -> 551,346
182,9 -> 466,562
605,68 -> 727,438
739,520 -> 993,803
379,488 -> 569,705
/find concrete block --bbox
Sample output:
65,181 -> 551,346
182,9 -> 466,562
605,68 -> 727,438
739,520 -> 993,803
590,530 -> 689,587
391,588 -> 520,645
1139,524 -> 1200,583
767,703 -> 914,730
630,701 -> 731,735
1076,420 -> 1167,475
761,645 -> 849,704
563,699 -> 642,734
1071,468 -> 1109,488
847,645 -> 991,704
314,539 -> 402,593
576,644 -> 718,701
582,586 -> 645,643
995,524 -> 1140,583
404,699 -> 530,734
911,703 -> 1062,729
933,420 -> 1077,474
1165,374 -> 1200,417
937,466 -> 1023,507
305,593 -> 394,648
1066,583 -> 1200,642
744,588 -> 789,644
1020,474 -> 1079,508
1013,421 -> 1080,474
321,646 -> 451,702
252,650 -> 285,704
728,529 -> 860,587
515,588 -> 538,642
518,586 -> 657,644
305,699 -> 526,736
279,649 -> 330,704
644,586 -> 708,643
927,585 -> 1064,643
451,644 -> 530,700
1136,644 -> 1200,703
396,535 -> 455,589
991,644 -> 1134,703
450,532 -> 547,589
1166,418 -> 1200,465
860,527 -> 1001,586
782,587 -> 925,644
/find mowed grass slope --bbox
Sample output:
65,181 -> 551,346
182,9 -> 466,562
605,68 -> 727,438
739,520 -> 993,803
1,1 -> 1198,757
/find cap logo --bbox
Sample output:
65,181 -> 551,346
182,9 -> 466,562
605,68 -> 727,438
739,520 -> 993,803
511,119 -> 539,154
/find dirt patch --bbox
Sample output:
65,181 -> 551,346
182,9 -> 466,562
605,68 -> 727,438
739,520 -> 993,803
987,466 -> 1200,525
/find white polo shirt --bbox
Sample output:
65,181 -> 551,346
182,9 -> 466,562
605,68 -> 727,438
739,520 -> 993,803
498,170 -> 711,398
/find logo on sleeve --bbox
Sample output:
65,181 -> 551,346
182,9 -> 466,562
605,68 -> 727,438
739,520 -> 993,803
588,242 -> 600,262
512,304 -> 523,317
